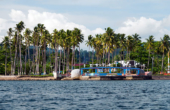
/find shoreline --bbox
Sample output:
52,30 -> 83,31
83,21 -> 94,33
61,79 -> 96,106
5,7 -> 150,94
0,76 -> 56,81
1,75 -> 170,81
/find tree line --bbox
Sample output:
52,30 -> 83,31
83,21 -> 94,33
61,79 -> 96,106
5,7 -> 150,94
1,21 -> 84,75
86,27 -> 170,73
1,21 -> 170,75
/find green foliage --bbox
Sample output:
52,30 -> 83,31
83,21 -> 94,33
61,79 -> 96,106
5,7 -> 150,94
1,22 -> 170,75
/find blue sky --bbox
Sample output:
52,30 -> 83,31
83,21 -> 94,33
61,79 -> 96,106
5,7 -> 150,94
0,0 -> 170,49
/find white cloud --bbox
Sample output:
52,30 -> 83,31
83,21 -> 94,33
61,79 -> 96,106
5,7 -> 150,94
1,9 -> 170,50
115,16 -> 170,41
0,9 -> 105,49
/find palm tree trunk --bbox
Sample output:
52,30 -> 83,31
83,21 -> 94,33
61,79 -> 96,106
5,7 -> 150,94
72,46 -> 75,69
122,51 -> 124,61
17,54 -> 19,75
74,48 -> 76,68
42,48 -> 43,67
71,46 -> 74,70
28,45 -> 31,74
13,32 -> 19,75
49,45 -> 51,72
43,42 -> 46,74
108,46 -> 110,64
32,45 -> 35,74
127,47 -> 128,60
63,48 -> 65,74
99,57 -> 101,65
5,51 -> 7,75
59,49 -> 61,73
79,45 -> 80,70
92,49 -> 93,67
129,51 -> 130,60
97,56 -> 98,64
55,44 -> 59,75
36,46 -> 39,75
67,48 -> 69,71
102,48 -> 104,66
9,36 -> 12,75
25,46 -> 27,75
19,34 -> 22,75
162,50 -> 164,72
112,52 -> 114,63
147,48 -> 150,71
104,52 -> 106,72
89,47 -> 90,64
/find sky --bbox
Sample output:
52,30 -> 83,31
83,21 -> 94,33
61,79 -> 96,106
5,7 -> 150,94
0,0 -> 170,50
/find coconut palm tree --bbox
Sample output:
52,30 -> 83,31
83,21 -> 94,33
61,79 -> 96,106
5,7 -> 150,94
23,28 -> 32,74
7,28 -> 14,75
105,27 -> 114,64
32,26 -> 40,74
75,28 -> 84,69
86,35 -> 93,64
71,28 -> 84,69
47,34 -> 52,72
37,24 -> 45,74
101,34 -> 107,66
2,36 -> 9,75
126,35 -> 133,60
52,29 -> 59,75
59,29 -> 66,74
15,21 -> 25,75
119,34 -> 126,61
160,35 -> 170,72
95,34 -> 103,63
65,30 -> 72,71
112,34 -> 120,63
41,29 -> 50,74
146,35 -> 154,71
90,37 -> 96,67
132,33 -> 141,53
12,32 -> 18,75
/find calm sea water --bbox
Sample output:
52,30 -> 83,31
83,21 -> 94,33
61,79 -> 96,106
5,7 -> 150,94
0,80 -> 170,110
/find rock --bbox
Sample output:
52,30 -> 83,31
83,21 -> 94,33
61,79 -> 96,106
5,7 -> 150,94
53,71 -> 57,79
71,69 -> 80,78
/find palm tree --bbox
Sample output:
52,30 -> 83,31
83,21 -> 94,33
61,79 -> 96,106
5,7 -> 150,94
52,29 -> 59,75
37,23 -> 45,75
33,26 -> 40,74
13,32 -> 18,75
2,36 -> 9,75
94,34 -> 103,64
23,28 -> 32,74
31,27 -> 39,74
41,30 -> 50,74
71,28 -> 78,69
7,28 -> 14,75
60,29 -> 66,74
112,34 -> 120,63
101,34 -> 107,66
75,28 -> 84,69
119,34 -> 126,61
65,30 -> 72,71
160,35 -> 170,72
86,35 -> 93,65
47,34 -> 52,73
105,27 -> 114,64
132,33 -> 141,53
15,21 -> 25,75
91,37 -> 96,67
146,35 -> 154,71
71,28 -> 84,70
126,35 -> 133,60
